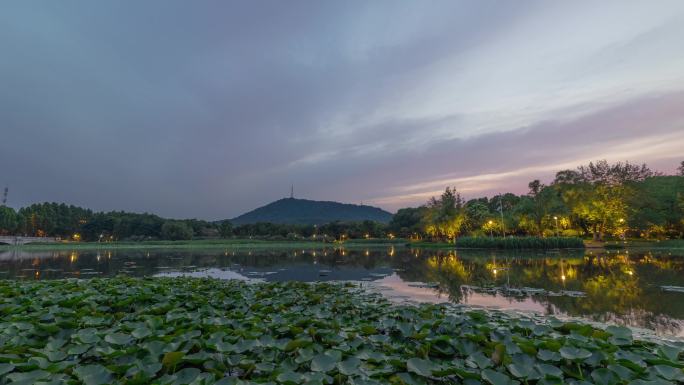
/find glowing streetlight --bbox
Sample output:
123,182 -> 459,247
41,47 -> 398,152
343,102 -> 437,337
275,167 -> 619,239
488,220 -> 494,238
554,216 -> 559,236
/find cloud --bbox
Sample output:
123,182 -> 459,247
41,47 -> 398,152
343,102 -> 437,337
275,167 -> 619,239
0,1 -> 683,219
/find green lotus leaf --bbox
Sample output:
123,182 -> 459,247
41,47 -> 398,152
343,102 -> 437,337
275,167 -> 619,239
73,364 -> 113,385
276,370 -> 302,384
628,379 -> 675,385
652,365 -> 684,381
394,372 -> 427,385
5,369 -> 51,384
104,332 -> 132,346
507,354 -> 535,378
162,351 -> 184,369
657,345 -> 681,362
311,353 -> 338,372
482,368 -> 513,385
301,371 -> 333,384
132,327 -> 152,339
406,357 -> 439,377
282,338 -> 308,352
538,349 -> 561,362
28,356 -> 50,369
536,363 -> 563,379
559,346 -> 592,361
607,364 -> 633,381
0,362 -> 15,375
605,326 -> 631,338
338,357 -> 362,376
591,368 -> 620,385
467,351 -> 492,369
168,367 -> 201,385
75,329 -> 101,344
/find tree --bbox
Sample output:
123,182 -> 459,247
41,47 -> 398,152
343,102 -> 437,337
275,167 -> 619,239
219,221 -> 233,238
554,160 -> 635,240
628,176 -> 684,238
0,206 -> 19,235
389,207 -> 427,238
678,161 -> 684,176
577,160 -> 656,185
465,201 -> 490,230
424,187 -> 468,242
160,221 -> 193,241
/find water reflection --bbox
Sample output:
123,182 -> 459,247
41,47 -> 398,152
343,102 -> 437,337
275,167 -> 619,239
0,247 -> 683,336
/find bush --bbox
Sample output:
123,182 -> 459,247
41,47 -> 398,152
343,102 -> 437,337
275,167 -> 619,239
455,236 -> 584,249
561,229 -> 581,237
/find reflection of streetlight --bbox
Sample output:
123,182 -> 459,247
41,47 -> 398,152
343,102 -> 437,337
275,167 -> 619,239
560,260 -> 566,287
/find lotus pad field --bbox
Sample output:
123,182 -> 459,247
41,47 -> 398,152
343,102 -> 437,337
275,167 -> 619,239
0,278 -> 683,385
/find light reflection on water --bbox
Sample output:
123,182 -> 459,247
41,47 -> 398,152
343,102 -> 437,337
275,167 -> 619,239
0,246 -> 683,337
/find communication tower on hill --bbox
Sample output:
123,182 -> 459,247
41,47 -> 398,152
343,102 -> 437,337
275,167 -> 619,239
1,187 -> 7,206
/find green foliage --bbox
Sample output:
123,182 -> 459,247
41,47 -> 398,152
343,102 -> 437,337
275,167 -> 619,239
218,220 -> 233,238
424,187 -> 468,241
0,206 -> 20,235
160,221 -> 194,241
0,278 -> 681,384
456,236 -> 585,249
389,206 -> 427,237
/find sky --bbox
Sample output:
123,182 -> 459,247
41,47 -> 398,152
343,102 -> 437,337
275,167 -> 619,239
1,1 -> 684,220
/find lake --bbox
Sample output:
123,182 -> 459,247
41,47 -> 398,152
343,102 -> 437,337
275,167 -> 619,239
1,246 -> 683,337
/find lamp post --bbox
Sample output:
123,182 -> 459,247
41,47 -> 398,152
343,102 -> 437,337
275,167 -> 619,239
554,216 -> 559,237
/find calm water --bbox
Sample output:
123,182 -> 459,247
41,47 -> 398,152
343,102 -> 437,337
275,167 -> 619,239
1,246 -> 683,337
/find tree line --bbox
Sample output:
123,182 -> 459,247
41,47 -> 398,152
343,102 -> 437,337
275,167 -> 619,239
391,160 -> 684,241
0,203 -> 388,242
1,160 -> 682,242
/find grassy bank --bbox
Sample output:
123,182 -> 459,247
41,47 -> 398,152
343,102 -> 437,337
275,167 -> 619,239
411,236 -> 585,250
1,277 -> 682,384
604,239 -> 684,250
0,238 -> 408,251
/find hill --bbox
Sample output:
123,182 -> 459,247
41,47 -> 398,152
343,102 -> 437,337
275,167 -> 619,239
230,198 -> 393,225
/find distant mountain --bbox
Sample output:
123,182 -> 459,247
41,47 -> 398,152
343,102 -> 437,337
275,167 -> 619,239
230,198 -> 393,225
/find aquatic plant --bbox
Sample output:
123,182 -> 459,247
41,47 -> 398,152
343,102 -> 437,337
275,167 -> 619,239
0,278 -> 682,384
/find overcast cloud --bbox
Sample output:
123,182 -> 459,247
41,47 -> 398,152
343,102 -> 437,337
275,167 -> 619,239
1,1 -> 683,219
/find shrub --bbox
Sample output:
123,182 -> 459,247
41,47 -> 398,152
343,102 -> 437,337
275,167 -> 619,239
455,236 -> 584,249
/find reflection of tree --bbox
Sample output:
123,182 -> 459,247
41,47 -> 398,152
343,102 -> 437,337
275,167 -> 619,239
396,249 -> 684,335
2,247 -> 684,335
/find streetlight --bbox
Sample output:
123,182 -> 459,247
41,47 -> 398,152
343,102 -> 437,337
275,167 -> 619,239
554,216 -> 559,237
488,220 -> 493,238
